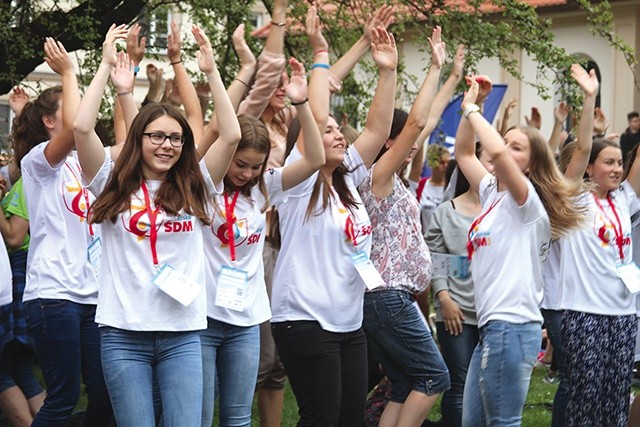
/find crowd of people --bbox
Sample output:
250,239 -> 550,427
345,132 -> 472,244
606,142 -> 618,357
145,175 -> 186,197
1,2 -> 640,427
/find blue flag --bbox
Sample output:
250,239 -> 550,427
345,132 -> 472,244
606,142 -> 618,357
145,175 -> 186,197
423,84 -> 507,177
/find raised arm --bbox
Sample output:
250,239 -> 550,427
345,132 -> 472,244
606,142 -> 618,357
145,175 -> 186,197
114,23 -> 146,143
372,27 -> 445,198
352,27 -> 398,169
110,50 -> 137,143
228,24 -> 257,109
564,64 -> 598,180
167,21 -> 204,146
281,58 -> 325,190
329,5 -> 394,91
237,0 -> 287,118
42,38 -> 81,166
305,4 -> 330,129
193,26 -> 241,184
548,101 -> 569,155
498,97 -> 518,137
73,24 -> 128,181
462,78 -> 528,205
409,44 -> 464,183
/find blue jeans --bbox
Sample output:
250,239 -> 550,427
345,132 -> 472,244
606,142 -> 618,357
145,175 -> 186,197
462,321 -> 540,427
200,318 -> 260,427
100,327 -> 203,427
541,309 -> 568,427
437,322 -> 479,427
363,290 -> 450,402
25,299 -> 112,427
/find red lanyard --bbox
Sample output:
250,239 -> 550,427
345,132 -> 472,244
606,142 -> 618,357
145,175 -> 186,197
141,182 -> 162,267
467,195 -> 505,260
593,193 -> 625,260
224,191 -> 240,261
64,162 -> 94,238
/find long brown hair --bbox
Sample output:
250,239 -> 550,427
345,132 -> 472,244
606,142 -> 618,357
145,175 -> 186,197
12,87 -> 62,169
514,126 -> 588,239
286,116 -> 359,220
91,103 -> 210,225
222,114 -> 271,211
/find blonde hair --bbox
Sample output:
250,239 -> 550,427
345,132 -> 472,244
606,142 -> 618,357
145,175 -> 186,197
514,126 -> 588,239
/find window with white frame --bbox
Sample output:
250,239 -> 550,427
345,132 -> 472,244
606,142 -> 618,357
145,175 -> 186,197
142,6 -> 172,54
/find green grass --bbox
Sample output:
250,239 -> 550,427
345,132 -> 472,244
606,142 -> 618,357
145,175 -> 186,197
245,368 -> 555,426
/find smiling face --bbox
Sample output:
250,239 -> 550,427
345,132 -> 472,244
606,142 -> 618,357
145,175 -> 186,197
141,115 -> 183,180
587,145 -> 623,194
504,128 -> 532,174
323,116 -> 347,166
267,83 -> 287,113
226,149 -> 268,188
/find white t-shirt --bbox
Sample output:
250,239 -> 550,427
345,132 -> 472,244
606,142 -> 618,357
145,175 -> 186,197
558,182 -> 640,316
204,168 -> 288,326
540,240 -> 562,310
0,238 -> 12,307
470,174 -> 550,327
21,143 -> 100,304
271,145 -> 372,333
89,151 -> 218,331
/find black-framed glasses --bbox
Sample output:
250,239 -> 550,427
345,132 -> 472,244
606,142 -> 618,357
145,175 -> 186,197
143,132 -> 184,147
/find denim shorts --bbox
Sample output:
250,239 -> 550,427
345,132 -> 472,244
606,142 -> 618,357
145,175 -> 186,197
363,289 -> 450,402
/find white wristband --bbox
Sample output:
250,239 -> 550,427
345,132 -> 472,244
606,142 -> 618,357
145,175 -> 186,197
463,104 -> 480,118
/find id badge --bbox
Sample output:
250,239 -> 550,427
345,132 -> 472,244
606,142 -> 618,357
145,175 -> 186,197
351,251 -> 384,290
616,262 -> 640,294
87,237 -> 102,281
215,266 -> 249,311
431,253 -> 471,280
152,263 -> 203,306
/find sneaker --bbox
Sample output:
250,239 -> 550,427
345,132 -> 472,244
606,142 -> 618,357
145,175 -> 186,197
534,351 -> 551,370
543,371 -> 558,384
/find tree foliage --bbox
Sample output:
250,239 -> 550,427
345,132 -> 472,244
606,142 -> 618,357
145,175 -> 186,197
0,0 -> 637,124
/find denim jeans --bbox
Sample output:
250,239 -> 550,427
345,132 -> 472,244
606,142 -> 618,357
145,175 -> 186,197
363,290 -> 450,402
462,320 -> 540,427
100,327 -> 203,427
272,321 -> 368,427
541,309 -> 568,427
0,340 -> 43,397
437,322 -> 479,427
25,299 -> 112,427
200,318 -> 260,427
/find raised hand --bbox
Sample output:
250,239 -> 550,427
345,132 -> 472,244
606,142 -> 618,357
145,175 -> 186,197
504,97 -> 518,119
167,21 -> 183,64
554,101 -> 570,123
525,106 -> 541,129
452,44 -> 465,77
370,27 -> 397,72
232,24 -> 256,69
9,86 -> 30,116
461,76 -> 479,110
306,5 -> 328,53
570,63 -> 599,97
126,23 -> 146,66
284,57 -> 307,104
101,24 -> 128,66
364,4 -> 394,42
428,26 -> 446,69
593,107 -> 610,135
44,38 -> 74,75
192,25 -> 217,74
110,51 -> 135,94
